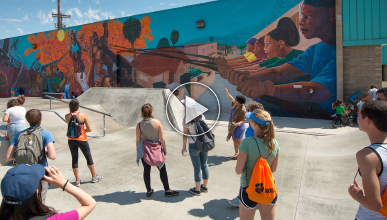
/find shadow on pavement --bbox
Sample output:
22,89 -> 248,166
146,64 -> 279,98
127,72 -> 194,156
93,190 -> 194,205
188,199 -> 239,220
207,155 -> 232,167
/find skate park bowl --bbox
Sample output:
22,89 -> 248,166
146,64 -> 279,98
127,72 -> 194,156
0,88 -> 367,220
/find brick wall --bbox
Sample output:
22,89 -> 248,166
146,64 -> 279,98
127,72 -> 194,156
343,45 -> 382,101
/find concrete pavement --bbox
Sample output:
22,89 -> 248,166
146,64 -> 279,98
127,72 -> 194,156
0,96 -> 366,220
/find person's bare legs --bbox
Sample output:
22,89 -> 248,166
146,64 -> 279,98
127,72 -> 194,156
72,168 -> 80,181
202,179 -> 208,188
239,202 -> 256,220
257,203 -> 275,220
87,164 -> 97,178
231,137 -> 242,159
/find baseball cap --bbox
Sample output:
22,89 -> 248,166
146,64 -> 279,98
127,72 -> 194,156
1,164 -> 45,205
245,112 -> 271,126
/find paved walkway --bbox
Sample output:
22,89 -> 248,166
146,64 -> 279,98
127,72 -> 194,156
0,97 -> 365,219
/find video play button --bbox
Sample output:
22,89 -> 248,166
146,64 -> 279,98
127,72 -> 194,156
166,82 -> 220,136
185,96 -> 208,124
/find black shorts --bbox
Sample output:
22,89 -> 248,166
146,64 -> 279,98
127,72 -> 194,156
239,186 -> 277,209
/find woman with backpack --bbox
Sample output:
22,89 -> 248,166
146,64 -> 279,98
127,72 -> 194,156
136,103 -> 179,197
65,99 -> 102,187
235,109 -> 280,220
0,164 -> 96,220
182,101 -> 209,196
2,99 -> 26,144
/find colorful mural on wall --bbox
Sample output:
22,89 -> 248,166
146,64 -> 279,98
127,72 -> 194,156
0,0 -> 336,118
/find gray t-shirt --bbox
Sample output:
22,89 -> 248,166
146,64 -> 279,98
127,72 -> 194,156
367,88 -> 378,101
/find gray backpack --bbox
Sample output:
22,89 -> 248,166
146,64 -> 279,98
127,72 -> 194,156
14,127 -> 45,165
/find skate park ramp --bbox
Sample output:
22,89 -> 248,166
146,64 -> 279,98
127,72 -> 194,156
0,96 -> 368,219
77,87 -> 184,132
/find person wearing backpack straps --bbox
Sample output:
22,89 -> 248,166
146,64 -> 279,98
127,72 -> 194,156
0,164 -> 96,220
136,103 -> 179,197
2,99 -> 26,146
5,109 -> 57,205
182,100 -> 210,196
65,99 -> 102,187
235,109 -> 279,220
348,101 -> 387,220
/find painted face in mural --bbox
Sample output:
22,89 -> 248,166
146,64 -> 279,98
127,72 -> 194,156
103,76 -> 119,87
246,44 -> 255,53
253,40 -> 265,59
300,4 -> 335,40
90,32 -> 99,46
264,35 -> 283,59
94,77 -> 103,87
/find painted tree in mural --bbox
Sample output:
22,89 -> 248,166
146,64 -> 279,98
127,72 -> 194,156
170,30 -> 179,47
157,37 -> 170,49
209,36 -> 214,42
123,17 -> 142,87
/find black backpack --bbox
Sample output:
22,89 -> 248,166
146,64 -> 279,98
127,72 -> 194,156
67,112 -> 82,138
189,120 -> 215,152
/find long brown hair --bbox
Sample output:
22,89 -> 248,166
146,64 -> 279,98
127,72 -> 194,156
16,95 -> 25,106
252,109 -> 275,151
0,182 -> 57,220
141,103 -> 153,119
6,99 -> 18,109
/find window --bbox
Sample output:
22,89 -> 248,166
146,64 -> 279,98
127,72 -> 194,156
211,46 -> 214,50
154,74 -> 164,82
140,74 -> 148,82
202,48 -> 205,53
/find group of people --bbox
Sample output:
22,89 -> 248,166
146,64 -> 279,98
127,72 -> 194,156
1,98 -> 102,219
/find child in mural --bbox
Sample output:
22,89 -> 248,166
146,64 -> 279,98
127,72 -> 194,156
223,38 -> 258,65
216,0 -> 336,116
231,37 -> 268,70
238,17 -> 302,72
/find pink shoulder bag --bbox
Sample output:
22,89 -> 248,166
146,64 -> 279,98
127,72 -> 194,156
139,122 -> 165,166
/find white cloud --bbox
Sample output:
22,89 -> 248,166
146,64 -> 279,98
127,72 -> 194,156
16,27 -> 23,34
85,7 -> 100,20
67,8 -> 83,18
78,0 -> 81,3
5,30 -> 9,33
73,19 -> 91,25
169,3 -> 175,6
38,9 -> 56,25
120,10 -> 125,17
101,11 -> 115,19
23,14 -> 29,21
0,18 -> 22,22
17,8 -> 20,11
160,2 -> 165,4
93,0 -> 100,4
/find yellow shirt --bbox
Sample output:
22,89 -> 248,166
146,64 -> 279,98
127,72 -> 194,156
243,52 -> 257,62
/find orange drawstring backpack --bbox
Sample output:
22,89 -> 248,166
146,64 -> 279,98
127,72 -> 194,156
6,121 -> 9,140
246,137 -> 277,205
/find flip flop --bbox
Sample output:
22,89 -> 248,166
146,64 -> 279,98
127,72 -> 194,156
230,155 -> 238,160
146,189 -> 154,197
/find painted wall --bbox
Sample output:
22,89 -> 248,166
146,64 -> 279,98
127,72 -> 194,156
0,0 -> 336,118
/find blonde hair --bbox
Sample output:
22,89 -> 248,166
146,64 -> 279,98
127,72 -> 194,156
252,109 -> 275,151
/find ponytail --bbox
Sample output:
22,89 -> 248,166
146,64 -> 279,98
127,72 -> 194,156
253,110 -> 276,152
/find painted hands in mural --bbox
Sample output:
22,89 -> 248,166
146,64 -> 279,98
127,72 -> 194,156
236,80 -> 275,99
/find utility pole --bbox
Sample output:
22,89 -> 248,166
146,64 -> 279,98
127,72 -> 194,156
52,0 -> 70,29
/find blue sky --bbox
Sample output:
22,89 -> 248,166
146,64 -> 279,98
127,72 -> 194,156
0,0 -> 216,39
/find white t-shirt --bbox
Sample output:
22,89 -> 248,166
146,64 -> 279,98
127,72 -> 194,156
183,115 -> 205,144
5,107 -> 26,124
367,88 -> 378,101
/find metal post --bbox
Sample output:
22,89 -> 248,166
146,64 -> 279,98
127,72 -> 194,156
103,114 -> 106,137
50,98 -> 52,110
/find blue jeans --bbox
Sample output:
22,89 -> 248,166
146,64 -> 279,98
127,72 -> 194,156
189,143 -> 209,182
8,123 -> 26,144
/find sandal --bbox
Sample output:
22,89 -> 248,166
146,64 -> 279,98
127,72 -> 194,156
146,189 -> 154,197
230,155 -> 238,160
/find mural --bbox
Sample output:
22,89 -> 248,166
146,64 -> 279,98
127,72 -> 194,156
0,0 -> 336,118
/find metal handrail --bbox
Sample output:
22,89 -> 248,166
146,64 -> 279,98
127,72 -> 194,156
45,95 -> 112,137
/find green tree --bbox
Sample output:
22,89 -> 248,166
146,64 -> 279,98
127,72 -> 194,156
123,17 -> 142,88
157,37 -> 170,49
170,30 -> 179,47
209,36 -> 214,42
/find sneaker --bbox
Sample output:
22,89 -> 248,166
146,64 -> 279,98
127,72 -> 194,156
91,174 -> 103,183
227,196 -> 239,207
74,180 -> 81,187
189,187 -> 201,196
200,184 -> 208,193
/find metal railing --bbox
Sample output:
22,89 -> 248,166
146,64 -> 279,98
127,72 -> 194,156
45,95 -> 112,137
